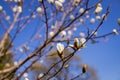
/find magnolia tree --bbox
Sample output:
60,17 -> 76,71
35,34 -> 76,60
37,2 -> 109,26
0,0 -> 120,80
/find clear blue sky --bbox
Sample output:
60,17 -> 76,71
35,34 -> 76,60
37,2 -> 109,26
0,0 -> 120,80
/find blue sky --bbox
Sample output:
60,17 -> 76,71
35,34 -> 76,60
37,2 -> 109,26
0,0 -> 120,80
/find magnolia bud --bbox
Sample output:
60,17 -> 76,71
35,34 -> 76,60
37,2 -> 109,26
118,18 -> 120,26
82,64 -> 87,73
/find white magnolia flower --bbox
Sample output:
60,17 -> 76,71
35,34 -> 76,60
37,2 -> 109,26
13,6 -> 17,12
19,48 -> 23,52
95,3 -> 103,14
23,73 -> 28,77
80,18 -> 84,24
79,32 -> 85,37
56,43 -> 64,54
80,38 -> 86,44
70,15 -> 75,20
58,0 -> 65,3
90,18 -> 95,24
0,5 -> 3,11
96,15 -> 101,20
32,14 -> 36,18
14,61 -> 18,66
86,15 -> 89,19
38,73 -> 44,78
68,30 -> 72,35
79,8 -> 84,13
60,30 -> 66,37
5,16 -> 10,20
24,78 -> 29,80
55,1 -> 63,7
36,7 -> 42,13
51,25 -> 56,29
113,29 -> 118,35
17,6 -> 22,13
49,31 -> 55,37
74,38 -> 79,44
47,0 -> 54,3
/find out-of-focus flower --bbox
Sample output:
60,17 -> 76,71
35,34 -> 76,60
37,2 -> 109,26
80,38 -> 86,44
0,5 -> 3,12
74,38 -> 79,48
24,78 -> 29,80
32,14 -> 36,18
70,15 -> 75,20
14,61 -> 18,66
95,3 -> 103,14
90,18 -> 95,24
96,15 -> 101,20
38,73 -> 44,78
23,73 -> 28,77
36,7 -> 42,13
79,8 -> 84,13
113,29 -> 118,35
17,6 -> 22,13
60,30 -> 66,37
86,15 -> 89,19
56,43 -> 64,54
5,16 -> 10,20
118,18 -> 120,26
55,1 -> 63,7
47,0 -> 54,3
58,0 -> 65,3
68,30 -> 72,36
79,32 -> 85,37
73,27 -> 77,31
49,31 -> 55,37
13,6 -> 17,12
80,18 -> 84,24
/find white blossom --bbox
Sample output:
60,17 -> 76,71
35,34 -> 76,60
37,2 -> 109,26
55,1 -> 63,7
5,16 -> 10,20
19,48 -> 23,52
60,30 -> 66,37
24,78 -> 29,80
13,6 -> 17,12
36,7 -> 42,13
14,61 -> 18,66
70,15 -> 75,20
73,27 -> 77,31
96,15 -> 101,20
32,14 -> 36,18
47,0 -> 54,3
80,18 -> 84,24
74,38 -> 79,44
79,8 -> 84,13
23,73 -> 28,77
95,3 -> 103,14
56,43 -> 64,54
90,18 -> 95,24
49,31 -> 55,37
51,25 -> 56,29
113,29 -> 118,35
58,0 -> 65,3
86,15 -> 89,19
80,38 -> 86,44
38,73 -> 44,78
0,5 -> 3,11
17,6 -> 22,13
68,30 -> 72,35
79,32 -> 85,37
